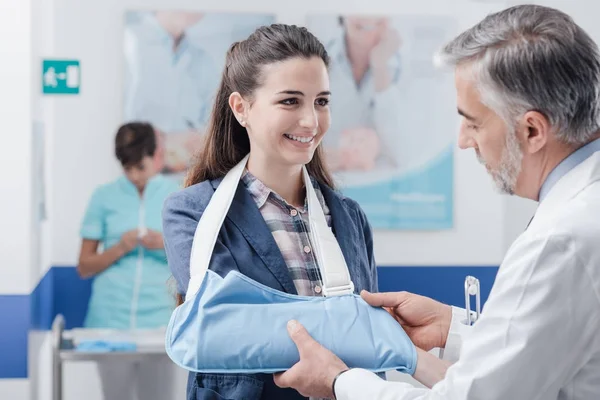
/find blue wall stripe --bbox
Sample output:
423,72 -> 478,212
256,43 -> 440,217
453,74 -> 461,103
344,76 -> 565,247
0,295 -> 29,379
30,266 -> 92,331
377,266 -> 498,310
30,267 -> 54,331
1,265 -> 498,379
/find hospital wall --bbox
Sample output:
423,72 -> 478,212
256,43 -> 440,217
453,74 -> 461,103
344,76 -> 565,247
5,0 -> 594,398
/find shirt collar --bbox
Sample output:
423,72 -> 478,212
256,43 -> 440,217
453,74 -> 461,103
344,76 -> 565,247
118,173 -> 164,197
132,12 -> 194,52
241,169 -> 326,213
241,169 -> 271,209
539,137 -> 600,202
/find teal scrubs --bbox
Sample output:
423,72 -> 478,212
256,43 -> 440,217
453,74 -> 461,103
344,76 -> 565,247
80,174 -> 180,329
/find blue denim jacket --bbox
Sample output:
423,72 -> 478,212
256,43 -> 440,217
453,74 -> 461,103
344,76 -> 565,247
163,177 -> 382,400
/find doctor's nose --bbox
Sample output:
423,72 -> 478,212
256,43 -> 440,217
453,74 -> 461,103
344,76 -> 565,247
458,129 -> 475,150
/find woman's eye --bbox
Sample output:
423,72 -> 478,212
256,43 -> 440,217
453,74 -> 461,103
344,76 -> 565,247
316,98 -> 330,107
280,98 -> 298,106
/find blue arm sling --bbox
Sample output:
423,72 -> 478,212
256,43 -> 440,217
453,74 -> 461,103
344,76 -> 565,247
165,154 -> 417,374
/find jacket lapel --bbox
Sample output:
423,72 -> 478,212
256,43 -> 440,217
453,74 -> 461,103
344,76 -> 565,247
210,179 -> 298,294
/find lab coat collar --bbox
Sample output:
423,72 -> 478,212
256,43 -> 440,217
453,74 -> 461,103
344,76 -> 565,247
208,177 -> 360,295
133,12 -> 197,52
529,151 -> 600,230
539,138 -> 600,202
327,30 -> 402,87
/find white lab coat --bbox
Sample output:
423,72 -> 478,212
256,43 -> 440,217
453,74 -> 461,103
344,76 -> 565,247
335,152 -> 600,399
322,36 -> 403,167
123,12 -> 218,134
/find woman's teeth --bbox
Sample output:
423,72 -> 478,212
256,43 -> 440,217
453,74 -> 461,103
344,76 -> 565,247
284,134 -> 313,143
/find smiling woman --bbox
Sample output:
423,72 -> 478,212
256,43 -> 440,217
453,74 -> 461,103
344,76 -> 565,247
227,56 -> 332,199
161,24 -> 383,400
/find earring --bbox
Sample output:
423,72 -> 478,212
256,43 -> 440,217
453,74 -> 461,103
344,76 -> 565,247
239,119 -> 246,127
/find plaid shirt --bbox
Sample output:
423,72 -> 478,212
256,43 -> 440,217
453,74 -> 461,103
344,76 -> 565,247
241,169 -> 331,297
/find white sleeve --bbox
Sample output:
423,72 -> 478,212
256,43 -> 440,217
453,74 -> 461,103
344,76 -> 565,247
334,234 -> 596,400
335,369 -> 429,400
438,306 -> 473,363
373,84 -> 402,165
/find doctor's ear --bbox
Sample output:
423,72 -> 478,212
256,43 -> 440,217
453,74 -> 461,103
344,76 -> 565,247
518,110 -> 551,154
228,92 -> 249,127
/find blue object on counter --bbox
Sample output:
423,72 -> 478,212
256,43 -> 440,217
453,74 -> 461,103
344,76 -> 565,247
76,340 -> 137,352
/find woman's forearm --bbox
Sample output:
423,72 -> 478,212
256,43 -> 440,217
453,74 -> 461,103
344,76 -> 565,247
412,347 -> 452,388
78,242 -> 127,278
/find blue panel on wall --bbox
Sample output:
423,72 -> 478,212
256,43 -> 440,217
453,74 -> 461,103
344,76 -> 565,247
30,266 -> 498,331
30,268 -> 54,330
51,266 -> 93,330
0,295 -> 29,378
2,265 -> 499,379
31,266 -> 93,331
377,266 -> 498,309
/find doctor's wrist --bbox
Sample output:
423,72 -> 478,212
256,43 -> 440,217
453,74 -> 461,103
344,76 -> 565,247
439,304 -> 453,348
332,368 -> 350,400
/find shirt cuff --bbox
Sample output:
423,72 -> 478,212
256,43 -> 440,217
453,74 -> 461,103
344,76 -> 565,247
334,368 -> 385,400
439,306 -> 473,363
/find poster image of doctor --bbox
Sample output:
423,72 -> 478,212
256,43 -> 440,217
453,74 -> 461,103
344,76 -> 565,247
123,11 -> 276,175
306,14 -> 457,230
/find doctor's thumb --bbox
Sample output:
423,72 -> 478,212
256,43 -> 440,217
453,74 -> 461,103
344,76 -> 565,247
287,320 -> 311,347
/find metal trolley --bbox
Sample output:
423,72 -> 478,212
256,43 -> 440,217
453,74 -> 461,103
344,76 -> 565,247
51,315 -> 168,400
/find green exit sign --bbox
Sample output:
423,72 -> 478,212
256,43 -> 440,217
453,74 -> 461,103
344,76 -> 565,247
42,59 -> 80,95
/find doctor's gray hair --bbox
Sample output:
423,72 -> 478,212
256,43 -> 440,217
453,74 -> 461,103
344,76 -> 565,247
438,4 -> 600,145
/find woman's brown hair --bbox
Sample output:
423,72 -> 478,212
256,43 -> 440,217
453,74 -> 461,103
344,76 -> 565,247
184,24 -> 335,189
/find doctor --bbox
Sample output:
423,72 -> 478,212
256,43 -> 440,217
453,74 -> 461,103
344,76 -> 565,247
124,12 -> 275,174
274,5 -> 600,399
124,11 -> 218,173
320,16 -> 403,171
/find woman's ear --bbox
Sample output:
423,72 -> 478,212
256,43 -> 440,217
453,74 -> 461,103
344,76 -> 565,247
228,92 -> 248,127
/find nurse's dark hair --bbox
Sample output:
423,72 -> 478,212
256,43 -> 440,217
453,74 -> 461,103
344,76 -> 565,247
114,121 -> 156,167
184,24 -> 335,189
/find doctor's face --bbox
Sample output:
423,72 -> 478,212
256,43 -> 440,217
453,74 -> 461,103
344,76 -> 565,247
455,66 -> 523,194
343,16 -> 388,49
241,56 -> 331,168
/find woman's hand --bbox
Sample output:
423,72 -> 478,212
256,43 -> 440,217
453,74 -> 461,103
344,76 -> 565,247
119,230 -> 139,253
140,230 -> 164,250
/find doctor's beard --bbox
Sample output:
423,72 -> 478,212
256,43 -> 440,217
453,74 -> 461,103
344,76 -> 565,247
477,129 -> 523,195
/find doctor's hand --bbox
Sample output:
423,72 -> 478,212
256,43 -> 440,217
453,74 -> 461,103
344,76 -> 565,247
274,320 -> 348,399
361,290 -> 452,351
370,27 -> 401,70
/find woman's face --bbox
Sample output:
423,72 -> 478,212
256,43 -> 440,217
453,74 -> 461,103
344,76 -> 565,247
231,56 -> 331,169
123,155 -> 156,191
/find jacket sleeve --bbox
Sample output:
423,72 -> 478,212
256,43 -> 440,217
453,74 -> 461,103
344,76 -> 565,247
162,189 -> 240,299
334,234 -> 598,399
163,190 -> 266,400
357,204 -> 379,294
